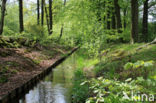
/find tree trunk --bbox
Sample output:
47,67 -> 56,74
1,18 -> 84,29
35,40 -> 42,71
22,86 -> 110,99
49,0 -> 53,35
114,0 -> 122,32
58,0 -> 66,40
142,0 -> 149,42
111,8 -> 116,29
19,0 -> 24,32
58,25 -> 64,41
123,8 -> 127,29
107,13 -> 111,29
41,0 -> 44,26
64,0 -> 66,5
45,6 -> 50,34
0,0 -> 7,35
37,0 -> 40,25
131,0 -> 139,44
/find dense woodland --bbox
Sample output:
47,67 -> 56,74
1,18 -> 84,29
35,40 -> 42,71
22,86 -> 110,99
0,0 -> 155,44
0,0 -> 156,103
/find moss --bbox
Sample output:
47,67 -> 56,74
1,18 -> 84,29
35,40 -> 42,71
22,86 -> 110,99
0,75 -> 8,83
5,61 -> 20,67
10,69 -> 18,74
24,48 -> 33,53
24,39 -> 29,46
95,44 -> 156,80
30,40 -> 36,47
0,36 -> 26,48
0,37 -> 14,48
13,41 -> 21,48
0,66 -> 9,74
42,50 -> 57,58
0,65 -> 3,73
17,37 -> 27,45
0,51 -> 10,57
0,39 -> 3,44
32,59 -> 41,65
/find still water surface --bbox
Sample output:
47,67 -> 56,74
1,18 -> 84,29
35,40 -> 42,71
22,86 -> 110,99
19,53 -> 77,103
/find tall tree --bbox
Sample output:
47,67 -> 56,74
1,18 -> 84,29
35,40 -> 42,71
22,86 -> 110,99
19,0 -> 24,32
123,8 -> 127,29
41,0 -> 44,26
45,6 -> 50,34
114,0 -> 122,32
0,0 -> 7,35
111,11 -> 116,29
58,0 -> 66,40
142,0 -> 149,42
106,1 -> 111,30
107,13 -> 111,29
111,3 -> 116,29
131,0 -> 139,44
49,0 -> 53,34
37,0 -> 40,25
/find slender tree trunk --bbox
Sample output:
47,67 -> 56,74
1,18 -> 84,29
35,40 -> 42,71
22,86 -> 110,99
123,8 -> 127,29
131,0 -> 139,44
107,13 -> 111,29
0,0 -> 7,35
41,0 -> 44,26
49,0 -> 53,35
19,0 -> 24,32
59,24 -> 64,40
37,0 -> 40,25
64,0 -> 66,5
114,0 -> 122,32
58,0 -> 66,40
142,0 -> 149,42
45,6 -> 50,34
111,7 -> 116,29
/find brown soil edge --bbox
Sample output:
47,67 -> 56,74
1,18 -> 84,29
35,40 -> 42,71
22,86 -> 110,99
0,47 -> 79,103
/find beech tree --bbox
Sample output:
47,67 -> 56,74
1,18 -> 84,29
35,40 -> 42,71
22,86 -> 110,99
111,8 -> 116,29
142,0 -> 149,42
59,0 -> 66,40
114,0 -> 122,32
131,0 -> 139,44
37,0 -> 40,25
41,0 -> 44,26
19,0 -> 24,32
0,0 -> 7,35
45,6 -> 50,34
49,0 -> 53,35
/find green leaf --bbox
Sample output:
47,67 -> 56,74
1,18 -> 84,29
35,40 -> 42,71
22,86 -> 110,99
124,62 -> 133,70
125,78 -> 132,82
80,81 -> 88,85
144,61 -> 153,67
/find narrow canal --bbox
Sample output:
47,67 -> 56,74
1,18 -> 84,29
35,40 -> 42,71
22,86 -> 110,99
19,53 -> 77,103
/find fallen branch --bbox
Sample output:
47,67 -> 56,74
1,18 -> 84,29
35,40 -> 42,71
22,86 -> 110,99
136,38 -> 156,51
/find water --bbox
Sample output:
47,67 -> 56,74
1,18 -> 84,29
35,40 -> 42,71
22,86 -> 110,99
19,53 -> 77,103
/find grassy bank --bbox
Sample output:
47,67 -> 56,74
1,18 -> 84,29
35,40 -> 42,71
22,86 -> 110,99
72,43 -> 156,103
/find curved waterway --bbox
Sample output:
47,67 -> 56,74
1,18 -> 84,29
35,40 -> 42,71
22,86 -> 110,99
19,53 -> 77,103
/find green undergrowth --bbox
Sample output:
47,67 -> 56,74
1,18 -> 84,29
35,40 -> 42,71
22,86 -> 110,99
0,61 -> 20,83
0,66 -> 10,83
72,43 -> 156,103
0,36 -> 38,48
71,49 -> 99,103
96,44 -> 156,79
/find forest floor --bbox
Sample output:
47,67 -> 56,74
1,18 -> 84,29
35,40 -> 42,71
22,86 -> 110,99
0,36 -> 72,99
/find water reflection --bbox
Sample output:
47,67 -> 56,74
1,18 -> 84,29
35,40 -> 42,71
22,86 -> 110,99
19,54 -> 76,103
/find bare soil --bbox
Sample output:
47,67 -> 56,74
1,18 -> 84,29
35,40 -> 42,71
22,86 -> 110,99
0,45 -> 71,99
